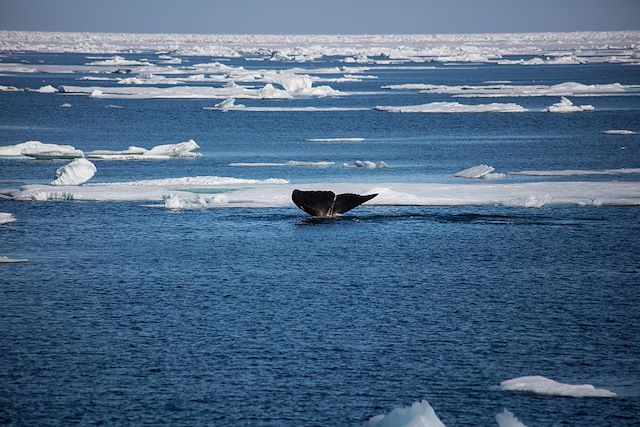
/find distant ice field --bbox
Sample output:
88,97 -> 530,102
1,33 -> 640,426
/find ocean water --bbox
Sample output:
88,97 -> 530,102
1,53 -> 640,426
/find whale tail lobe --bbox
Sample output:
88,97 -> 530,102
292,189 -> 377,217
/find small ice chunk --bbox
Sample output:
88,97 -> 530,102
90,89 -> 103,97
0,212 -> 16,224
545,97 -> 594,113
365,400 -> 446,427
306,137 -> 365,142
495,409 -> 527,427
353,160 -> 388,169
145,139 -> 201,158
51,158 -> 97,186
603,129 -> 636,135
500,375 -> 616,397
60,103 -> 72,108
37,85 -> 58,93
214,98 -> 245,111
0,256 -> 28,263
455,164 -> 495,179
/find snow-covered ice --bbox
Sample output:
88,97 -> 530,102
455,164 -> 495,179
495,410 -> 528,427
603,129 -> 636,135
306,137 -> 365,142
0,212 -> 16,224
0,141 -> 84,159
86,140 -> 201,160
500,375 -> 616,397
50,159 -> 97,186
544,97 -> 594,113
375,102 -> 527,113
365,400 -> 446,427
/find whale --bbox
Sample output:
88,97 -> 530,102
292,189 -> 377,217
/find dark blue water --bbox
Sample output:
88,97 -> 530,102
1,53 -> 640,426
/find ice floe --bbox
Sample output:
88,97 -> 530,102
7,180 -> 640,207
163,193 -> 229,210
86,139 -> 201,160
86,55 -> 150,66
365,400 -> 445,427
204,105 -> 366,112
59,84 -> 293,100
455,164 -> 495,179
375,102 -> 527,113
544,97 -> 594,113
603,129 -> 636,135
0,256 -> 28,264
0,212 -> 16,224
306,137 -> 365,142
382,82 -> 640,98
229,161 -> 335,167
50,159 -> 97,186
342,160 -> 388,169
495,410 -> 527,427
36,84 -> 58,93
510,168 -> 640,176
500,375 -> 616,397
0,141 -> 84,159
60,103 -> 72,107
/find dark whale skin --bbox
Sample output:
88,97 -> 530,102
292,189 -> 377,217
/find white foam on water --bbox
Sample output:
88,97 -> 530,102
374,102 -> 527,113
500,375 -> 616,397
0,212 -> 16,224
365,400 -> 446,427
50,158 -> 97,186
495,410 -> 528,427
229,161 -> 335,167
544,97 -> 594,113
306,137 -> 365,142
603,129 -> 636,135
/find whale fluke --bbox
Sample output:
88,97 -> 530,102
292,189 -> 377,217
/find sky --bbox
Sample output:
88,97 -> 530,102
0,0 -> 639,34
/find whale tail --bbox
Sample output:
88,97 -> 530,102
292,189 -> 377,217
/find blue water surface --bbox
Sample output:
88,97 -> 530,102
1,53 -> 639,426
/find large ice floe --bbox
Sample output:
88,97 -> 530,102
382,82 -> 640,98
374,102 -> 527,113
510,168 -> 640,176
500,375 -> 616,397
495,410 -> 528,427
0,212 -> 16,224
544,97 -> 594,113
86,139 -> 201,160
365,400 -> 446,427
0,141 -> 84,159
50,159 -> 97,186
9,181 -> 639,208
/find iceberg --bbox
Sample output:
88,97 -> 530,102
544,97 -> 594,113
500,375 -> 616,397
50,158 -> 97,186
0,212 -> 16,224
455,164 -> 495,179
495,410 -> 527,427
365,400 -> 446,427
0,140 -> 84,159
375,102 -> 527,113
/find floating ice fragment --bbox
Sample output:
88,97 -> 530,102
603,129 -> 636,135
163,193 -> 229,210
306,137 -> 365,143
0,141 -> 85,159
365,400 -> 446,427
37,85 -> 58,93
0,256 -> 28,263
0,85 -> 21,91
544,97 -> 594,113
86,140 -> 200,160
86,55 -> 149,66
90,89 -> 103,97
60,103 -> 72,107
500,375 -> 616,397
50,158 -> 97,186
229,161 -> 334,167
145,139 -> 201,158
375,102 -> 526,113
495,409 -> 527,427
455,164 -> 495,179
351,160 -> 388,169
214,98 -> 245,111
0,212 -> 16,224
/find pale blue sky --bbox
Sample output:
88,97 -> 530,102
1,0 -> 638,34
